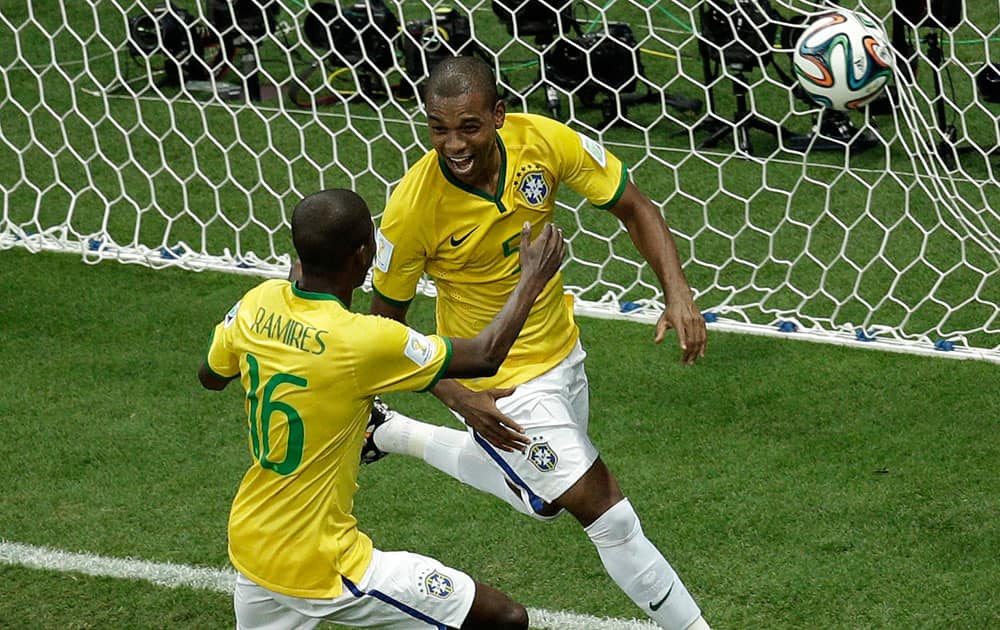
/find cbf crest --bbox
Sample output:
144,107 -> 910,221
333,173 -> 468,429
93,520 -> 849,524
528,441 -> 558,472
516,170 -> 550,207
423,570 -> 455,599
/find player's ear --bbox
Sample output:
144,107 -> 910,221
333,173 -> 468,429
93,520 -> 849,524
350,244 -> 366,288
354,239 -> 374,280
494,99 -> 505,129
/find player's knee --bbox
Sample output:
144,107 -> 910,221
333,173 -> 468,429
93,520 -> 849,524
462,585 -> 528,630
460,601 -> 527,630
584,497 -> 641,547
530,500 -> 564,521
497,601 -> 529,629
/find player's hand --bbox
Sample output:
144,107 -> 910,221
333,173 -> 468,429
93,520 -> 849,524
452,386 -> 530,453
518,222 -> 565,290
656,291 -> 707,365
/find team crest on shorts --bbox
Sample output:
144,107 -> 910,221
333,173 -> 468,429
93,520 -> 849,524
528,441 -> 558,472
424,571 -> 454,599
517,170 -> 550,207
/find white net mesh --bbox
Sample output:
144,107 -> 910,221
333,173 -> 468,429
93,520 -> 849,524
1,0 -> 998,362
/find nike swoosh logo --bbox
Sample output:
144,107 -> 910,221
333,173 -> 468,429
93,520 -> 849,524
649,583 -> 674,611
449,227 -> 478,247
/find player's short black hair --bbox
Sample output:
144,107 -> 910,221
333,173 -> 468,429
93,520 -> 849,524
425,55 -> 499,110
291,189 -> 372,273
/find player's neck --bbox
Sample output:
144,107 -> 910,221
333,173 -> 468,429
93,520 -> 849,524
473,143 -> 502,196
296,276 -> 354,308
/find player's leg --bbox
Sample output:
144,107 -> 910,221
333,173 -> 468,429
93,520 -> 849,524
368,402 -> 540,518
461,582 -> 529,630
330,549 -> 527,630
367,346 -> 594,521
487,342 -> 710,630
553,459 -> 709,630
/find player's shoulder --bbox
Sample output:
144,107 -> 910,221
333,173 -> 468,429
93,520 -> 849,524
504,112 -> 572,138
397,149 -> 444,189
502,113 -> 586,160
347,310 -> 411,342
238,278 -> 285,303
384,153 -> 446,223
215,279 -> 285,333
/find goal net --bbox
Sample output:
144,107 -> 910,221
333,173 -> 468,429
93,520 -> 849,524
1,0 -> 997,363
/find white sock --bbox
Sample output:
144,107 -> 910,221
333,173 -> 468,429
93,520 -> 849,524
370,410 -> 434,459
585,498 -> 702,630
373,413 -> 534,517
684,616 -> 711,630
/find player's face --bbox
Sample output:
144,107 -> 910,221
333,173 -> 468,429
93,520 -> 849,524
425,90 -> 505,190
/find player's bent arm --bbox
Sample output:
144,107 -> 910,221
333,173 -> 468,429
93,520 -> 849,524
441,222 -> 564,378
198,362 -> 236,391
608,181 -> 706,361
608,181 -> 693,303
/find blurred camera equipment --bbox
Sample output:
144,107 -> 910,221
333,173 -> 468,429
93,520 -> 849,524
400,7 -> 492,99
893,0 -> 995,166
295,0 -> 399,103
127,2 -> 211,87
490,0 -> 581,46
698,0 -> 878,155
494,0 -> 700,126
206,0 -> 281,100
697,0 -> 804,154
206,0 -> 279,40
544,23 -> 702,126
978,64 -> 1000,104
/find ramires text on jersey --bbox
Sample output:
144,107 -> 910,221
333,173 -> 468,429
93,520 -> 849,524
250,307 -> 327,355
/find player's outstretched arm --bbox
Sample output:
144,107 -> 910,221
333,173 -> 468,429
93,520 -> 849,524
609,181 -> 706,365
371,301 -> 527,452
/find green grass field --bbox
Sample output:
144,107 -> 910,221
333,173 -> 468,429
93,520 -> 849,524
1,248 -> 998,628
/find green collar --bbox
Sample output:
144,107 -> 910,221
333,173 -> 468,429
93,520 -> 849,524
437,134 -> 509,213
291,281 -> 347,308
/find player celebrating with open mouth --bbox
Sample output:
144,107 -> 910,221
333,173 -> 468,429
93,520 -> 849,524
365,56 -> 711,630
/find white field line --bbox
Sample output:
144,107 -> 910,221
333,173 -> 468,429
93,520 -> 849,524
0,540 -> 658,630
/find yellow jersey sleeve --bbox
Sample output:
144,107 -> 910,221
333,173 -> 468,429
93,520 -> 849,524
352,313 -> 453,395
371,154 -> 440,306
529,114 -> 627,209
204,301 -> 241,379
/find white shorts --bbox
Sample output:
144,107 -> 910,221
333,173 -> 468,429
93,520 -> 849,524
465,341 -> 599,512
233,548 -> 476,630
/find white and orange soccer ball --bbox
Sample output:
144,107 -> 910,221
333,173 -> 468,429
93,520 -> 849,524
792,9 -> 893,110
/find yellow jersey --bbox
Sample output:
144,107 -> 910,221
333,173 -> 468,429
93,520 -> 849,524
204,279 -> 452,598
373,113 -> 627,389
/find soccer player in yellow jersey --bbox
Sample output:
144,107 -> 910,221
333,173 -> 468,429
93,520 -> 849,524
199,188 -> 565,629
368,57 -> 711,630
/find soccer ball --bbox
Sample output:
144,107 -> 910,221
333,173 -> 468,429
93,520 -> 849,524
792,9 -> 893,110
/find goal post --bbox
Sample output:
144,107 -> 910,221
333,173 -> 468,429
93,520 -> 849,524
1,0 -> 997,363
